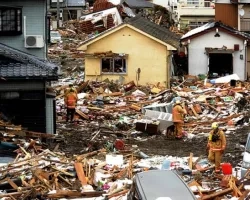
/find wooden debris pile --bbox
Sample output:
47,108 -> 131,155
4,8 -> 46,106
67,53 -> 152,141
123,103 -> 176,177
1,141 -> 250,200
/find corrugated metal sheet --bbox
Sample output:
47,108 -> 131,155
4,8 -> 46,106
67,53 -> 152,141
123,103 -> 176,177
215,4 -> 238,28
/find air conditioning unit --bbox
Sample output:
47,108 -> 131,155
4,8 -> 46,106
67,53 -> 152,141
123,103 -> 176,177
25,35 -> 44,48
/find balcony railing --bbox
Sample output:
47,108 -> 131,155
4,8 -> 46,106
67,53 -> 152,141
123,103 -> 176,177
240,20 -> 250,32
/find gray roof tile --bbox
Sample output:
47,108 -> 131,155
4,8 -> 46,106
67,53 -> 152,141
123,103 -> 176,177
125,15 -> 181,48
0,43 -> 59,79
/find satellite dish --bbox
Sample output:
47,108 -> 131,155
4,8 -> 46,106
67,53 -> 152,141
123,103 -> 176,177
239,9 -> 245,17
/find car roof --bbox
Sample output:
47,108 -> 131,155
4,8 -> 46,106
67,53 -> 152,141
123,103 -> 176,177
135,170 -> 197,200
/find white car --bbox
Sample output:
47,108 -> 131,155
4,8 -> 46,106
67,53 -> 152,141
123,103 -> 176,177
50,31 -> 62,44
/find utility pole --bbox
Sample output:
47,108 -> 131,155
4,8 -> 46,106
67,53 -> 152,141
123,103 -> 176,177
57,0 -> 60,28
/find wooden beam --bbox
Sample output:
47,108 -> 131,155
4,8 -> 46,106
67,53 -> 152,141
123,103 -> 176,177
45,190 -> 105,198
188,153 -> 193,170
74,162 -> 87,186
75,109 -> 89,120
201,188 -> 232,200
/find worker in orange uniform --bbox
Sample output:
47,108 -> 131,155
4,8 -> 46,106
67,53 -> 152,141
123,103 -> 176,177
172,99 -> 187,139
65,88 -> 78,123
207,122 -> 226,173
65,84 -> 77,96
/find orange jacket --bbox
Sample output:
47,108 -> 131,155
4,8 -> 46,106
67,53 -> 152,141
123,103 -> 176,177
65,92 -> 78,108
172,104 -> 186,123
207,129 -> 226,151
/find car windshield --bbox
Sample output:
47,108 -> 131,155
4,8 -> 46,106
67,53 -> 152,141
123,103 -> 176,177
51,32 -> 60,37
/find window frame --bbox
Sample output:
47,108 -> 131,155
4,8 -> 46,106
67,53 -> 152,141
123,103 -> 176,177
101,57 -> 127,74
0,6 -> 22,36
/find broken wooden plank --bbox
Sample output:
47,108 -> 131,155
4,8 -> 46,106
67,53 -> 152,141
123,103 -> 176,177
76,149 -> 106,161
77,80 -> 89,93
189,105 -> 199,118
102,92 -> 123,97
6,178 -> 19,190
45,190 -> 105,198
129,104 -> 141,111
202,103 -> 222,113
239,190 -> 250,200
75,109 -> 89,120
108,189 -> 129,199
188,153 -> 193,170
200,188 -> 232,200
74,162 -> 87,186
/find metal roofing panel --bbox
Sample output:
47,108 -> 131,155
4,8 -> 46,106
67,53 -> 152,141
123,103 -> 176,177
181,22 -> 215,40
135,170 -> 197,200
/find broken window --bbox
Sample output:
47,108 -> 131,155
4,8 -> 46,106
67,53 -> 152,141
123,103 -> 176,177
101,58 -> 127,74
0,7 -> 22,35
94,20 -> 104,28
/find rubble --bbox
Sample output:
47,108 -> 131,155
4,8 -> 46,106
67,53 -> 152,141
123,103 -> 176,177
2,73 -> 250,199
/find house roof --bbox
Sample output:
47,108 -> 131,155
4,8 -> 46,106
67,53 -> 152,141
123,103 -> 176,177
181,21 -> 250,41
125,15 -> 180,48
0,43 -> 59,80
78,15 -> 181,50
123,0 -> 154,8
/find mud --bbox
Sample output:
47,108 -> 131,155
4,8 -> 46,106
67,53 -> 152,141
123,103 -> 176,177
56,123 -> 250,167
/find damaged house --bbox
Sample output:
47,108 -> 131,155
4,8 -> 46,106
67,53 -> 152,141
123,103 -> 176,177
0,0 -> 59,134
77,15 -> 180,86
180,21 -> 250,80
77,0 -> 154,35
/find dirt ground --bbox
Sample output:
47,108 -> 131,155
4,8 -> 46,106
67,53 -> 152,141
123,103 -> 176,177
56,122 -> 250,167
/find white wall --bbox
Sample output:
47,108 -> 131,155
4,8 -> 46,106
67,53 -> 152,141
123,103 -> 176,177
188,30 -> 246,80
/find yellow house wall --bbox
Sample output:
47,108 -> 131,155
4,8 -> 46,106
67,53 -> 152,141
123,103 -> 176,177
85,26 -> 169,86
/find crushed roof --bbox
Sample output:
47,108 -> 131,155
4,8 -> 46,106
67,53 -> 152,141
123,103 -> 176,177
0,43 -> 59,79
181,21 -> 250,40
80,15 -> 181,49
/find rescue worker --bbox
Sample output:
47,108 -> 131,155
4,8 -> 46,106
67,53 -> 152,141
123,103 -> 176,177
207,122 -> 226,173
65,88 -> 78,122
64,84 -> 77,96
172,99 -> 187,139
